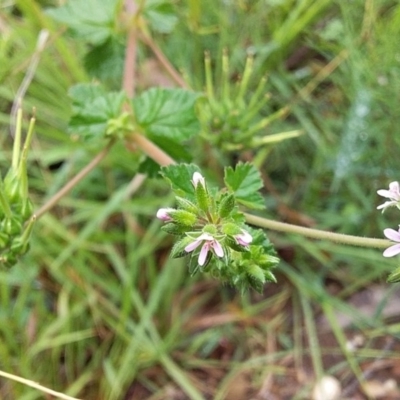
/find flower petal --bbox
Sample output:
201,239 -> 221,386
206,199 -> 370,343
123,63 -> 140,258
383,243 -> 400,257
377,189 -> 394,199
383,228 -> 400,242
235,229 -> 253,246
212,240 -> 224,257
156,208 -> 174,221
185,239 -> 202,253
192,172 -> 205,188
389,181 -> 400,194
198,242 -> 210,265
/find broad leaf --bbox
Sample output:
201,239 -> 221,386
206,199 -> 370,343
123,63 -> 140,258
224,162 -> 265,209
160,164 -> 200,200
132,88 -> 201,142
68,84 -> 126,140
84,39 -> 125,86
144,0 -> 178,33
46,0 -> 119,45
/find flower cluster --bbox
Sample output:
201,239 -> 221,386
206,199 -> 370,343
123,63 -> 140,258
157,167 -> 278,292
378,181 -> 400,258
157,172 -> 252,267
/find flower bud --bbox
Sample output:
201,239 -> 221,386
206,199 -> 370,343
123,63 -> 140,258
156,208 -> 175,222
192,172 -> 205,188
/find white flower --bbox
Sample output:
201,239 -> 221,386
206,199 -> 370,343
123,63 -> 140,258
184,232 -> 224,266
234,229 -> 253,246
192,172 -> 206,188
377,181 -> 400,212
156,208 -> 174,221
383,226 -> 400,257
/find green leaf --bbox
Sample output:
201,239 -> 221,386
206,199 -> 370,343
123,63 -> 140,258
224,162 -> 265,209
387,266 -> 400,283
84,39 -> 125,86
160,164 -> 200,200
132,88 -> 201,141
68,84 -> 126,140
46,0 -> 119,45
171,236 -> 193,258
144,0 -> 178,33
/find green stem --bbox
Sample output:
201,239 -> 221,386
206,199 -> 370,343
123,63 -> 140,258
244,213 -> 391,249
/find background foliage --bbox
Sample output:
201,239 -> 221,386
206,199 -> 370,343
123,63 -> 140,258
1,0 -> 400,399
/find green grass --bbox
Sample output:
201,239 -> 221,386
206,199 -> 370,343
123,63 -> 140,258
1,0 -> 400,399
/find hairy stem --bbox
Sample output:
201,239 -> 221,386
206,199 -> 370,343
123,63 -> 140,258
244,213 -> 391,249
123,0 -> 138,97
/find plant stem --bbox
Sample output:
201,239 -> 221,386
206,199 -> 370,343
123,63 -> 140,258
34,141 -> 114,219
123,0 -> 138,97
244,213 -> 391,249
0,369 -> 81,400
139,32 -> 189,89
127,133 -> 176,166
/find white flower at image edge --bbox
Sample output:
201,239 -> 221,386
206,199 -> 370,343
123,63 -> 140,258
383,226 -> 400,257
377,181 -> 400,212
184,232 -> 224,266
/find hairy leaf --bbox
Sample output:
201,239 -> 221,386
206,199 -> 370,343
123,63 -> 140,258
47,0 -> 119,45
144,0 -> 178,33
132,88 -> 201,141
68,84 -> 126,140
224,162 -> 265,209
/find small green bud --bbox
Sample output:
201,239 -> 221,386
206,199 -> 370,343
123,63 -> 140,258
194,181 -> 210,213
168,210 -> 198,226
218,193 -> 235,218
161,222 -> 190,235
0,232 -> 10,247
203,224 -> 217,235
175,197 -> 198,214
1,217 -> 22,236
221,222 -> 242,236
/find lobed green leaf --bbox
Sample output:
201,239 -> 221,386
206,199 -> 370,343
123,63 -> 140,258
224,162 -> 265,209
46,0 -> 119,45
132,88 -> 201,142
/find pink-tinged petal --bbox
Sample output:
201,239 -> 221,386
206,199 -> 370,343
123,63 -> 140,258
235,229 -> 253,246
156,208 -> 174,221
192,172 -> 205,188
383,243 -> 400,257
212,240 -> 224,257
383,228 -> 400,242
389,181 -> 400,194
377,189 -> 394,198
185,239 -> 202,253
198,242 -> 210,265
